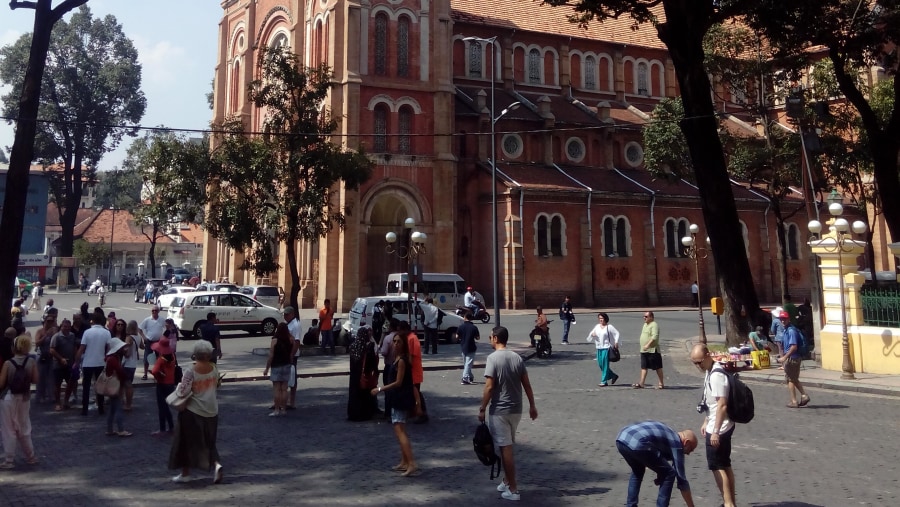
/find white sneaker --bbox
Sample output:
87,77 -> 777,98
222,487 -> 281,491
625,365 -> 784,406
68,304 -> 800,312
171,474 -> 191,483
501,490 -> 520,501
497,481 -> 509,492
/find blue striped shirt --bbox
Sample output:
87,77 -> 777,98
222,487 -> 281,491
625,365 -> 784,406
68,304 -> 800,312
616,421 -> 690,491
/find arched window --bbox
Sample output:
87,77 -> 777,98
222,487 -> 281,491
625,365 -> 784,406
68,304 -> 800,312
468,42 -> 482,78
584,55 -> 596,90
398,106 -> 412,154
373,105 -> 388,152
550,216 -> 563,256
616,217 -> 629,257
397,16 -> 410,78
528,48 -> 541,84
535,213 -> 567,257
786,223 -> 800,260
537,216 -> 549,256
665,218 -> 689,258
637,62 -> 649,96
374,13 -> 388,76
602,216 -> 631,257
230,60 -> 241,112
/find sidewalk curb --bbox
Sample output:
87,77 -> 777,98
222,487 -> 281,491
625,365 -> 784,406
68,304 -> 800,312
740,373 -> 900,398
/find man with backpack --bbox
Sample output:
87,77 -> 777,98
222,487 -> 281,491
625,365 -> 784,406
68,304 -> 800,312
776,311 -> 811,409
690,343 -> 736,507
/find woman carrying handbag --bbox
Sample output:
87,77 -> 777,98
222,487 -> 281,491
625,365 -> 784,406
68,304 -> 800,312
100,338 -> 132,437
586,313 -> 620,387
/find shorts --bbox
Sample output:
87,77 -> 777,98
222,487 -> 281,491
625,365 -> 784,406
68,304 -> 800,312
705,426 -> 735,470
269,365 -> 291,383
391,408 -> 408,424
488,413 -> 522,447
783,357 -> 801,383
123,367 -> 137,386
640,352 -> 663,370
54,366 -> 72,385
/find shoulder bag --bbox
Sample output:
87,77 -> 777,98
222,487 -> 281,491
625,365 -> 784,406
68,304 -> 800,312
608,345 -> 621,362
166,367 -> 194,411
94,368 -> 121,397
359,352 -> 379,390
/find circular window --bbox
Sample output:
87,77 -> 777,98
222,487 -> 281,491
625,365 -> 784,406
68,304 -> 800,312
237,34 -> 245,51
502,134 -> 523,159
566,137 -> 585,163
624,142 -> 644,167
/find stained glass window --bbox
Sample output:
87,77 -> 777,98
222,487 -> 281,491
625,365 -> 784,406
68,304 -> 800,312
637,62 -> 649,95
374,14 -> 387,76
528,49 -> 541,84
374,106 -> 388,152
585,56 -> 596,90
398,17 -> 409,77
399,107 -> 412,154
468,43 -> 482,78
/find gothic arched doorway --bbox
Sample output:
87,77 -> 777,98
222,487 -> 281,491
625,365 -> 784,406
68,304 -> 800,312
363,186 -> 429,296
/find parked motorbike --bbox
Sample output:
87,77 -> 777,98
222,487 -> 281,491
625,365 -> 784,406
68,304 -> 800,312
455,302 -> 491,323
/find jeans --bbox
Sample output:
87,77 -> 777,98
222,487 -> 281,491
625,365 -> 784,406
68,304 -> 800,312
320,329 -> 335,354
561,319 -> 571,343
462,352 -> 475,382
81,366 -> 105,415
616,441 -> 678,507
106,395 -> 124,433
156,383 -> 175,431
424,327 -> 438,354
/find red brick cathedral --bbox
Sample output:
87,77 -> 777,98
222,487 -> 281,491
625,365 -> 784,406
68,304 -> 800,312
204,0 -> 812,311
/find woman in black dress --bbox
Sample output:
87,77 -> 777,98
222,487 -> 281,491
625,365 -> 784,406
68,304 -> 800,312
347,327 -> 379,421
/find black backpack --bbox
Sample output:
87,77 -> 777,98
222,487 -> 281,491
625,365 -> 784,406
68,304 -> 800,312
8,358 -> 31,395
710,367 -> 755,424
473,422 -> 502,479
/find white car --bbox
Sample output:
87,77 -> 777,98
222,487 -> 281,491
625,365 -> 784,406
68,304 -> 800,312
342,295 -> 465,343
155,286 -> 196,311
167,291 -> 282,338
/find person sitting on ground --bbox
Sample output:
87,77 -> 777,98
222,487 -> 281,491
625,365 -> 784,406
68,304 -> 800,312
302,319 -> 319,347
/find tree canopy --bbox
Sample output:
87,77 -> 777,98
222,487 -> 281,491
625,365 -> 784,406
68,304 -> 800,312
208,46 -> 372,310
0,5 -> 146,259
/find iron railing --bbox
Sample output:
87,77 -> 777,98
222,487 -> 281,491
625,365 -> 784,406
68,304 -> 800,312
860,283 -> 900,327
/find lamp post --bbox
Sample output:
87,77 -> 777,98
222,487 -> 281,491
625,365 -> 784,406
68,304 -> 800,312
462,35 -> 521,326
137,261 -> 144,277
386,218 -> 428,326
808,190 -> 866,380
682,223 -> 709,343
160,261 -> 168,280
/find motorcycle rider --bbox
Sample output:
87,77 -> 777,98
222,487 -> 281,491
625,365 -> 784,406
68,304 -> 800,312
529,305 -> 549,348
464,286 -> 481,318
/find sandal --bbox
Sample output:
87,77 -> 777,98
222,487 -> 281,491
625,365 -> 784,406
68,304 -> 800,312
631,383 -> 644,389
798,396 -> 811,407
656,385 -> 665,390
117,431 -> 133,437
391,463 -> 408,471
786,402 -> 799,408
54,405 -> 63,412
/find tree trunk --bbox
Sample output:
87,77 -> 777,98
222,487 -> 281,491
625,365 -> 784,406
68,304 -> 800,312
286,234 -> 301,311
147,224 -> 159,278
0,4 -> 55,331
657,1 -> 762,345
870,138 -> 900,241
57,155 -> 85,258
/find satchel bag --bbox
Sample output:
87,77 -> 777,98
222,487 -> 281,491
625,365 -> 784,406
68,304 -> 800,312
167,367 -> 194,411
94,370 -> 121,397
359,353 -> 379,390
608,346 -> 621,363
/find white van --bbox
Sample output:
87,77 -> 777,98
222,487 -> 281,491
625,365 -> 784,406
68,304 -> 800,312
385,272 -> 468,311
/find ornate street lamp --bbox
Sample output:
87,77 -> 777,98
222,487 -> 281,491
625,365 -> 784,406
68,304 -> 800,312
682,223 -> 709,343
386,218 -> 428,325
808,190 -> 866,380
137,261 -> 144,277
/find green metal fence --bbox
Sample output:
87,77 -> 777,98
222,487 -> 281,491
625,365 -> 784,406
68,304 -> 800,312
860,283 -> 900,327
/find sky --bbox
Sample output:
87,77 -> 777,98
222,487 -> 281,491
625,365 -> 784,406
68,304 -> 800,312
0,0 -> 223,171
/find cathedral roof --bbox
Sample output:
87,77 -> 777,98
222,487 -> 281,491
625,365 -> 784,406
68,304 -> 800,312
451,0 -> 667,50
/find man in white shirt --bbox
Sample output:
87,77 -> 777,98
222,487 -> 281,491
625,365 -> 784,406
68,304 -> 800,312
139,306 -> 166,380
420,297 -> 439,355
284,307 -> 302,410
690,343 -> 736,507
74,311 -> 112,416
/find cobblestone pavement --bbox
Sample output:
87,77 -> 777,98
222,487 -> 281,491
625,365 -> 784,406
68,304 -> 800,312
2,342 -> 898,507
